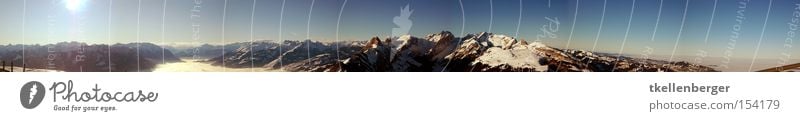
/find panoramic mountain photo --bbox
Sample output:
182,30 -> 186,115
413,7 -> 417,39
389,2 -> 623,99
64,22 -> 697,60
0,0 -> 797,72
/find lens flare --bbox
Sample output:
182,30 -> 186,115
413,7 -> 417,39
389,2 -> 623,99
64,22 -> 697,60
65,0 -> 86,12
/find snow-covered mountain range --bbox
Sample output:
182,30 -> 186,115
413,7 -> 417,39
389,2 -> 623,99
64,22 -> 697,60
0,31 -> 717,72
333,31 -> 717,72
201,40 -> 362,71
204,31 -> 717,72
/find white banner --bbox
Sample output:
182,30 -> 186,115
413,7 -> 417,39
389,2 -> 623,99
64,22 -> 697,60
0,73 -> 796,120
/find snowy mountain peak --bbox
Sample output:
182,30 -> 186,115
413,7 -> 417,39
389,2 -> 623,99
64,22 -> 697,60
335,32 -> 717,72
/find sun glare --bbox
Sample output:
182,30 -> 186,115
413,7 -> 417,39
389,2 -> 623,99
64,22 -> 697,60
65,0 -> 86,12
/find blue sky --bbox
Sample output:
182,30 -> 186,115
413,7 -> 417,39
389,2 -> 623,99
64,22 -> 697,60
0,0 -> 798,63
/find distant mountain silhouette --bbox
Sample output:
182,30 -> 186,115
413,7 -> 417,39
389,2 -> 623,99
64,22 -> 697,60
0,42 -> 181,72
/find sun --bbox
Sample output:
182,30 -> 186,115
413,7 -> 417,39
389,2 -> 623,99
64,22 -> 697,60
65,0 -> 87,12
